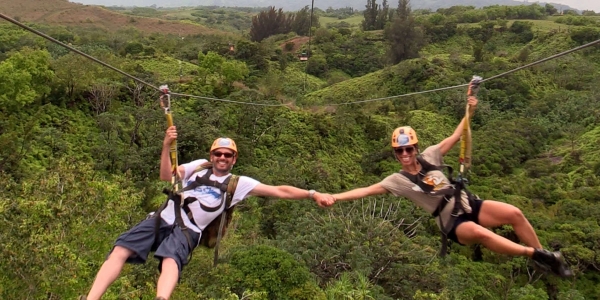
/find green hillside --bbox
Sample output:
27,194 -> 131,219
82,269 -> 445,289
1,2 -> 600,299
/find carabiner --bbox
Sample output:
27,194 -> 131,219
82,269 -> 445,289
159,84 -> 171,113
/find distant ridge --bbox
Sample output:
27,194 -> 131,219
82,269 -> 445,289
69,0 -> 578,12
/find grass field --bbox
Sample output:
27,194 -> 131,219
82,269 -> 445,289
161,10 -> 196,20
320,15 -> 364,28
458,18 -> 592,32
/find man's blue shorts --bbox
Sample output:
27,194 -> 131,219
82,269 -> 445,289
109,218 -> 200,276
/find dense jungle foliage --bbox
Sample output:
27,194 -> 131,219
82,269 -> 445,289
1,2 -> 599,299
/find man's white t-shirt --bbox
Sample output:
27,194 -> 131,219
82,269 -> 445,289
160,159 -> 260,233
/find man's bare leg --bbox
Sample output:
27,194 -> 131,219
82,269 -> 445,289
86,246 -> 134,300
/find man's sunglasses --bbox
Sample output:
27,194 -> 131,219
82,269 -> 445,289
394,146 -> 415,155
212,151 -> 235,158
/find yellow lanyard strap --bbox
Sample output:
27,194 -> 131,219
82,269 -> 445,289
159,85 -> 179,191
459,76 -> 482,174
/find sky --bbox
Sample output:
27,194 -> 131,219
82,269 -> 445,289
524,0 -> 600,12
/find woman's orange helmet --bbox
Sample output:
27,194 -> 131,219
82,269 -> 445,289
210,137 -> 238,154
391,126 -> 418,148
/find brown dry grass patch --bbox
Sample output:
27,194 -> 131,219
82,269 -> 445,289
1,0 -> 231,36
279,36 -> 310,53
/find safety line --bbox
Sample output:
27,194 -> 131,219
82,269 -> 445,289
330,38 -> 600,106
482,39 -> 600,82
0,11 -> 161,91
330,83 -> 470,105
2,11 -> 599,107
0,11 -> 287,107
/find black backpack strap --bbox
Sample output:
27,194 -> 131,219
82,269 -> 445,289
399,156 -> 467,257
197,170 -> 231,212
194,169 -> 230,192
180,168 -> 231,212
400,156 -> 444,194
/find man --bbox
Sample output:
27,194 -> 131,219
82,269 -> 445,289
82,126 -> 334,300
325,95 -> 573,278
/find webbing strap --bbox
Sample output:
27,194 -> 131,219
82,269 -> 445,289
172,192 -> 194,264
153,164 -> 239,266
180,168 -> 231,212
212,174 -> 238,267
438,184 -> 465,257
398,156 -> 466,257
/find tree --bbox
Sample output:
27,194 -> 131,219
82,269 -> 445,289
376,0 -> 390,30
306,54 -> 328,77
509,20 -> 534,43
292,6 -> 319,36
221,60 -> 250,85
122,41 -> 144,56
362,0 -> 379,31
88,82 -> 117,116
249,7 -> 292,42
545,3 -> 558,15
325,272 -> 391,300
219,245 -> 326,299
0,48 -> 53,111
384,0 -> 425,64
197,51 -> 249,94
570,26 -> 600,45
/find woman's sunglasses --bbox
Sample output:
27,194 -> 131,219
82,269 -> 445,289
394,146 -> 415,155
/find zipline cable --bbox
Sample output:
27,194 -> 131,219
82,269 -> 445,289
482,39 -> 600,83
0,11 -> 287,107
330,83 -> 470,105
2,11 -> 599,107
330,38 -> 600,106
0,11 -> 161,91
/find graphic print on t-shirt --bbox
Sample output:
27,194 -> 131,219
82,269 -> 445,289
410,171 -> 450,193
185,179 -> 223,206
186,179 -> 221,199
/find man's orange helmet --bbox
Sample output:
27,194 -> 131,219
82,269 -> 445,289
391,126 -> 418,148
210,137 -> 238,154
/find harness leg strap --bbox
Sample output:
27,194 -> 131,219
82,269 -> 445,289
172,192 -> 194,264
438,186 -> 466,257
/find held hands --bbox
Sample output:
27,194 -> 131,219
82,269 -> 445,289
164,126 -> 177,147
313,192 -> 336,207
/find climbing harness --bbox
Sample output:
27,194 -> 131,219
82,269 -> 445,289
154,86 -> 240,266
400,76 -> 482,257
153,162 -> 240,266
